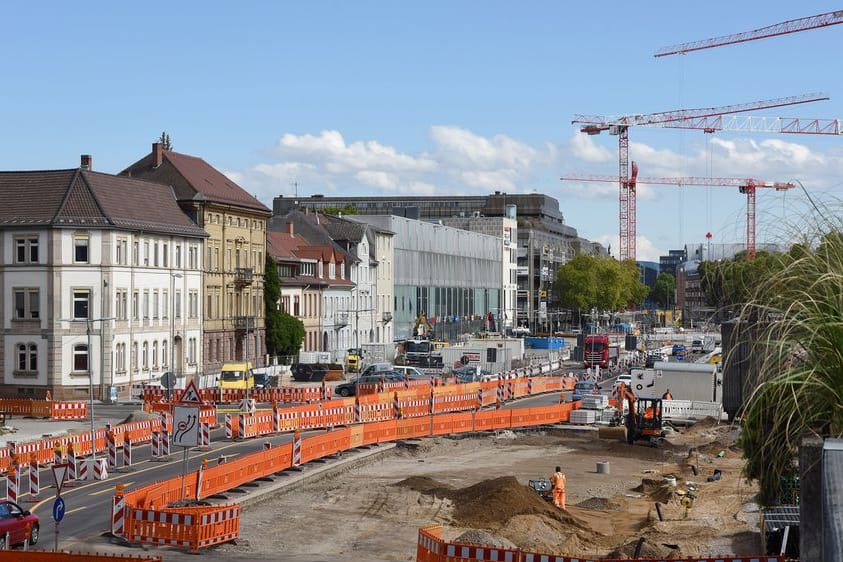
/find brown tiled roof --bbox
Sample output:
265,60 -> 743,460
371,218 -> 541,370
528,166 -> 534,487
266,230 -> 307,259
122,148 -> 269,213
0,168 -> 206,237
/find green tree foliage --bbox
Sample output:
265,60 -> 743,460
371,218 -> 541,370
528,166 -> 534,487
264,253 -> 304,358
320,205 -> 358,216
158,131 -> 172,150
554,255 -> 647,312
699,251 -> 783,316
736,230 -> 843,505
650,272 -> 675,309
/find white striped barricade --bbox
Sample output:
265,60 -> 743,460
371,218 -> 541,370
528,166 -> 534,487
321,380 -> 328,401
151,431 -> 161,460
107,431 -> 118,469
6,458 -> 20,503
27,454 -> 39,501
476,389 -> 483,411
354,398 -> 362,424
237,414 -> 246,440
199,422 -> 211,451
66,443 -> 78,484
53,445 -> 63,467
507,379 -> 514,401
94,458 -> 108,480
225,414 -> 233,440
77,458 -> 89,481
122,437 -> 133,470
527,377 -> 533,396
393,392 -> 401,420
496,383 -> 504,405
160,427 -> 171,458
272,404 -> 280,433
111,483 -> 126,537
292,429 -> 302,467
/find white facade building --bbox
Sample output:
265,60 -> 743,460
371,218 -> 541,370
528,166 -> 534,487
0,163 -> 206,400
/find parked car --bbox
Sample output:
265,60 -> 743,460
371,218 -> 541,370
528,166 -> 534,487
645,352 -> 664,368
572,380 -> 601,401
612,373 -> 632,392
334,372 -> 403,397
291,363 -> 328,382
690,339 -> 704,353
452,365 -> 492,383
671,344 -> 686,356
0,500 -> 39,548
253,372 -> 270,389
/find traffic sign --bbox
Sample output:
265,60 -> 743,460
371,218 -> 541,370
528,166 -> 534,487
52,497 -> 65,522
172,405 -> 200,447
177,380 -> 202,404
52,464 -> 69,496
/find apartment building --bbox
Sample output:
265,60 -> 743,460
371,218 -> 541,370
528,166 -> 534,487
0,158 -> 206,400
122,144 -> 270,373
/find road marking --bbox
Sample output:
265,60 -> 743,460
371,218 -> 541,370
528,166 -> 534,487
65,506 -> 87,515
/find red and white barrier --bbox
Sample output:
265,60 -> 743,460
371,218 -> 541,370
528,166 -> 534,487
292,430 -> 302,467
7,463 -> 19,503
112,485 -> 126,537
27,456 -> 39,500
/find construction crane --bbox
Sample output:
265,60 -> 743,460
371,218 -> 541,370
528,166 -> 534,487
560,165 -> 795,260
654,9 -> 843,57
572,92 -> 827,261
660,115 -> 841,135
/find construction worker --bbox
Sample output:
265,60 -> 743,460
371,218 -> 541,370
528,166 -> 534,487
662,388 -> 673,400
550,466 -> 566,509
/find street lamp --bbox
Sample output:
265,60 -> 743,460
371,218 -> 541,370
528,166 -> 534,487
168,272 -> 183,401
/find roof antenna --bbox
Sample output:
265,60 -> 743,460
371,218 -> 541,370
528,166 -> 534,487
291,180 -> 299,199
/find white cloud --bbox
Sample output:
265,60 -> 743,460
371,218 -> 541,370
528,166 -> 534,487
569,133 -> 613,163
594,234 -> 664,262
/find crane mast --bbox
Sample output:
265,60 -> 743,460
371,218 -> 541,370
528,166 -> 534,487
654,9 -> 843,57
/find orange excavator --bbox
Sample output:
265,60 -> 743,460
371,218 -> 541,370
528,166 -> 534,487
615,382 -> 665,445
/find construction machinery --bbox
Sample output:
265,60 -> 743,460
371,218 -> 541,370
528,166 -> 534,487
614,382 -> 665,445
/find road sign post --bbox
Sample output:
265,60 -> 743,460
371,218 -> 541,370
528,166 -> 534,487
173,380 -> 202,503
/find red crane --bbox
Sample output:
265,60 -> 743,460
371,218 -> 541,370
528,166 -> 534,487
654,9 -> 843,57
572,92 -> 827,261
560,166 -> 795,260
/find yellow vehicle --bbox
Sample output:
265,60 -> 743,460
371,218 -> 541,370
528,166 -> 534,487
219,361 -> 254,390
345,348 -> 363,373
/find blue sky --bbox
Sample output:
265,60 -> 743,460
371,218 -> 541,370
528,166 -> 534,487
4,2 -> 843,261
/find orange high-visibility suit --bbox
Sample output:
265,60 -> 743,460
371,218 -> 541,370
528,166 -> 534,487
550,470 -> 566,509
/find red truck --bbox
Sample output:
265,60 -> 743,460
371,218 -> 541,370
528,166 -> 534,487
583,334 -> 620,369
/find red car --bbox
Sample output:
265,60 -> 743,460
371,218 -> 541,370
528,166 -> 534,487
0,500 -> 39,548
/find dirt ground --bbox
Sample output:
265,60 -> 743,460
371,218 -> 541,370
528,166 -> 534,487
175,418 -> 762,562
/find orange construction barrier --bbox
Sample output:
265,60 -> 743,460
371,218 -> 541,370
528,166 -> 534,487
0,553 -> 162,561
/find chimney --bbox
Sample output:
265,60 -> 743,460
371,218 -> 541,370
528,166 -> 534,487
152,142 -> 163,168
80,154 -> 92,170
288,222 -> 294,237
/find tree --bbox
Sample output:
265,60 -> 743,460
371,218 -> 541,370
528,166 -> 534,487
650,272 -> 675,310
554,255 -> 647,313
264,253 -> 304,358
158,131 -> 172,150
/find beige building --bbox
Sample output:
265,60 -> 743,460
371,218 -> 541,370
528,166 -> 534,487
122,144 -> 271,373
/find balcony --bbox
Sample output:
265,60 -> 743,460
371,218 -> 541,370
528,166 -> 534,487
334,312 -> 349,328
381,312 -> 392,324
234,267 -> 253,287
232,316 -> 254,333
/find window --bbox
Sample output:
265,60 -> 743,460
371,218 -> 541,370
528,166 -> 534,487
16,343 -> 37,372
163,243 -> 169,268
73,344 -> 89,372
162,289 -> 169,319
143,291 -> 150,320
142,341 -> 148,369
153,242 -> 159,267
153,291 -> 159,319
207,294 -> 213,320
188,246 -> 198,269
14,237 -> 39,264
175,245 -> 182,268
152,341 -> 158,369
116,238 -> 127,265
188,338 -> 197,365
132,342 -> 138,371
175,291 -> 182,319
13,288 -> 39,320
115,343 -> 126,372
189,290 -> 198,319
74,236 -> 89,263
114,289 -> 128,320
132,291 -> 139,321
143,241 -> 150,266
133,241 -> 139,265
73,290 -> 90,320
162,340 -> 168,368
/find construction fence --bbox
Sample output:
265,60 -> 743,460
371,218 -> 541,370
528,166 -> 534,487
0,399 -> 87,420
416,525 -> 786,562
0,553 -> 161,562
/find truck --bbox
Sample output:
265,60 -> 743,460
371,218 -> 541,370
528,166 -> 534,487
583,334 -> 619,369
403,338 -> 445,368
629,362 -> 721,403
219,361 -> 254,390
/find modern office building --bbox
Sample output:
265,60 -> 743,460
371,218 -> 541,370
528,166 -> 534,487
351,215 -> 505,342
272,192 -> 605,333
0,158 -> 206,400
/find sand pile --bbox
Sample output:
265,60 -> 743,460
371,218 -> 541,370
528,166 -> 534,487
633,478 -> 675,504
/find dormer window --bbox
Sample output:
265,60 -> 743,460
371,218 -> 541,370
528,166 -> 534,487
318,261 -> 324,278
340,262 -> 345,279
